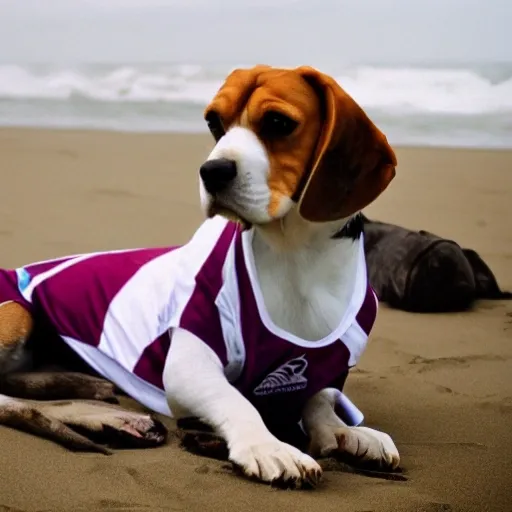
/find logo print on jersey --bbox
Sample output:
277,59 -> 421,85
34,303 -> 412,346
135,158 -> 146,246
253,355 -> 308,395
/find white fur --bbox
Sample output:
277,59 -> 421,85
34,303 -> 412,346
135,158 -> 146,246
163,125 -> 400,487
201,126 -> 285,224
248,210 -> 360,341
201,126 -> 361,341
163,327 -> 322,486
302,388 -> 400,468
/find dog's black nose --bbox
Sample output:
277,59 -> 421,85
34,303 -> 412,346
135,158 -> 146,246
199,158 -> 237,195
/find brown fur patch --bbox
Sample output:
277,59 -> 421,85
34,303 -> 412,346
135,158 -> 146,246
295,67 -> 397,222
0,301 -> 33,348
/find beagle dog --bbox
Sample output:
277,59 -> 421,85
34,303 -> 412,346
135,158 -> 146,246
0,65 -> 399,489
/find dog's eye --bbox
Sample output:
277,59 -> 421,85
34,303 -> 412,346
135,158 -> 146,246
260,111 -> 298,138
205,111 -> 225,142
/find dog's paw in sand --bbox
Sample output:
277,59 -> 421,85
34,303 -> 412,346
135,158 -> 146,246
0,394 -> 167,454
57,401 -> 168,450
228,434 -> 322,488
309,425 -> 400,471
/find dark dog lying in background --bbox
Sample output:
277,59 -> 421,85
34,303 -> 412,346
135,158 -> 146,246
362,215 -> 511,313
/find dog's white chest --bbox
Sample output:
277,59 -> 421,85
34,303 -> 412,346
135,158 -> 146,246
251,236 -> 360,341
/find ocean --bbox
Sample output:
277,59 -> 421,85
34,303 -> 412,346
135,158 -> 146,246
1,0 -> 511,149
1,61 -> 510,149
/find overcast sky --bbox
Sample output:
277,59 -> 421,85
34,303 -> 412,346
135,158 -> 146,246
0,0 -> 510,65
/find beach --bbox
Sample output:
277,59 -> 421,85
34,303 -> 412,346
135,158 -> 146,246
0,128 -> 511,512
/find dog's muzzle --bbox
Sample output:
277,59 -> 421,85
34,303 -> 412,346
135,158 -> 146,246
199,158 -> 237,195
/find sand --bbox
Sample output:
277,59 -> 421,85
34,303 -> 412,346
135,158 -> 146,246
0,128 -> 510,512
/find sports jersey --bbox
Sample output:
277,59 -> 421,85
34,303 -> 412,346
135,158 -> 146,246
0,216 -> 377,429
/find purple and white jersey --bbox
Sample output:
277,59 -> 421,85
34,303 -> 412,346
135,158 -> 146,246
0,216 -> 377,427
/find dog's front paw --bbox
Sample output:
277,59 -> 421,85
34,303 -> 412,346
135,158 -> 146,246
229,434 -> 322,488
309,425 -> 400,471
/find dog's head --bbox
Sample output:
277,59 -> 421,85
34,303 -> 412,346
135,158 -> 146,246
199,65 -> 397,227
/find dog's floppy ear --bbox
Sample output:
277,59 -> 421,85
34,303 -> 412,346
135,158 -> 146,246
204,65 -> 271,142
295,66 -> 397,222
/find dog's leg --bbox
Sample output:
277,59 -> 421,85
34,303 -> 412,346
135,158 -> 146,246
0,393 -> 110,453
0,394 -> 167,453
0,301 -> 100,451
0,371 -> 119,403
0,300 -> 118,402
0,301 -> 167,452
302,388 -> 400,471
27,398 -> 167,450
163,328 -> 322,488
0,380 -> 167,453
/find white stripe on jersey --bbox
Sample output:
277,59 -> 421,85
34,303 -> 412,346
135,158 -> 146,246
62,335 -> 171,416
340,241 -> 374,367
343,321 -> 371,367
216,238 -> 246,382
171,216 -> 231,327
97,216 -> 231,372
97,250 -> 182,371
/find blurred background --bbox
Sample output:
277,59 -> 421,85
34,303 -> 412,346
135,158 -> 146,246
0,0 -> 510,148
